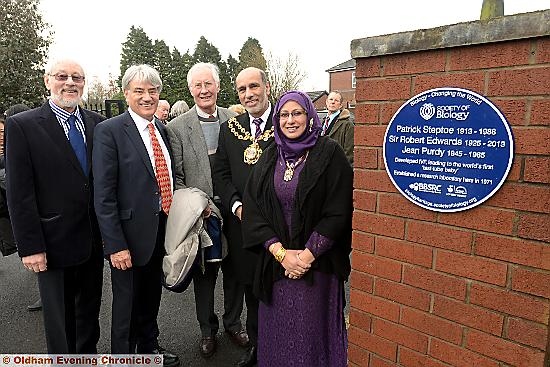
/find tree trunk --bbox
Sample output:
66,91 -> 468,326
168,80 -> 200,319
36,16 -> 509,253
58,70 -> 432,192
480,0 -> 504,20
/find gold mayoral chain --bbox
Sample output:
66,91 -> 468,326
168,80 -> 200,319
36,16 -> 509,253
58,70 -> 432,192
283,152 -> 308,182
227,117 -> 274,165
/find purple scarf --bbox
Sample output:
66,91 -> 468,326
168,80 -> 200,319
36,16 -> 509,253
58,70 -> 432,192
273,90 -> 322,161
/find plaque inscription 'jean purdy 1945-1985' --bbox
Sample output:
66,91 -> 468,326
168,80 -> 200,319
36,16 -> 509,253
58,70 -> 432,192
383,87 -> 514,213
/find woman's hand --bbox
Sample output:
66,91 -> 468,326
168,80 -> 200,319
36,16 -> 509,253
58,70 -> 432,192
282,249 -> 311,279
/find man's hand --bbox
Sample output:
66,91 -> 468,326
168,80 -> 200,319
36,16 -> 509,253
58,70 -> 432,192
110,250 -> 132,270
235,205 -> 242,221
22,253 -> 47,272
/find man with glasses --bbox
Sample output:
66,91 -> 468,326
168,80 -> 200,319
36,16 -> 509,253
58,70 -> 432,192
5,59 -> 105,353
166,62 -> 248,359
213,67 -> 274,367
93,64 -> 179,367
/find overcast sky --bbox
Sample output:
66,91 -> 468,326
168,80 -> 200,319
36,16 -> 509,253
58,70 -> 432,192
39,0 -> 549,92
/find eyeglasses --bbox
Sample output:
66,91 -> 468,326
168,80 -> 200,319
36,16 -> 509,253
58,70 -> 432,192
278,110 -> 307,120
49,73 -> 85,83
190,81 -> 215,91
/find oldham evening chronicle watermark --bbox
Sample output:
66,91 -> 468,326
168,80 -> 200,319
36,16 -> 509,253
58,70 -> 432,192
1,354 -> 162,366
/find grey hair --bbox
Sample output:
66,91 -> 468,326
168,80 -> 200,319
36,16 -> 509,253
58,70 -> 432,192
44,59 -> 85,76
187,62 -> 220,88
170,100 -> 190,118
122,64 -> 162,93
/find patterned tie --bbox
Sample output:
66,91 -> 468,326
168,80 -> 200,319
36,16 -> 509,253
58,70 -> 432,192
67,115 -> 87,174
148,123 -> 172,214
253,118 -> 263,140
322,116 -> 330,136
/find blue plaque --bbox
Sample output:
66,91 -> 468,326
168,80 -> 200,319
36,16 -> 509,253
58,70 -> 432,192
383,87 -> 514,212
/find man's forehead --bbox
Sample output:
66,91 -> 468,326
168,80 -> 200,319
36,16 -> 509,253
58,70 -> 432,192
51,63 -> 84,74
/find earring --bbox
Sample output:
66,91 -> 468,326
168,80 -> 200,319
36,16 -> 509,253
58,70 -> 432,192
309,118 -> 313,132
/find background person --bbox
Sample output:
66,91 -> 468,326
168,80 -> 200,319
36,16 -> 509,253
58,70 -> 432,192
169,100 -> 190,120
156,99 -> 171,124
5,59 -> 105,353
227,104 -> 245,115
166,62 -> 247,359
242,90 -> 353,367
1,103 -> 41,311
321,91 -> 354,165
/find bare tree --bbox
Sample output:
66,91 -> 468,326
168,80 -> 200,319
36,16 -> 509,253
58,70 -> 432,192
266,52 -> 307,103
86,73 -> 120,105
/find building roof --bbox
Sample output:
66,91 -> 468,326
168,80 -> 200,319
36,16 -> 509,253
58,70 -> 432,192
306,90 -> 328,102
325,59 -> 356,72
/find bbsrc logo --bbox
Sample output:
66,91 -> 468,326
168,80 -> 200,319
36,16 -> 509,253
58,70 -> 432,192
409,182 -> 442,194
419,103 -> 435,121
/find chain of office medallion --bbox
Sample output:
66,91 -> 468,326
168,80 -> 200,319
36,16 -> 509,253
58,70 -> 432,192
227,117 -> 274,141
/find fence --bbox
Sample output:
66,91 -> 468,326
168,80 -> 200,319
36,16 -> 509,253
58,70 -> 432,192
83,99 -> 127,118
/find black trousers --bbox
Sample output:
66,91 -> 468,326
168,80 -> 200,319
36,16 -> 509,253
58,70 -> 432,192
243,284 -> 259,346
192,255 -> 245,337
37,248 -> 104,353
110,213 -> 166,354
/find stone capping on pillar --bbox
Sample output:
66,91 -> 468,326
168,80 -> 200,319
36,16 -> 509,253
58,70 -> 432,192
351,9 -> 550,58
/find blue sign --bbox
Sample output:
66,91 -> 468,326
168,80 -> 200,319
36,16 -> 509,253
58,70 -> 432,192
383,87 -> 514,212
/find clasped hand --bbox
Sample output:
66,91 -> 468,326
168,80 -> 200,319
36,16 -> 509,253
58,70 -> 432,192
282,249 -> 311,279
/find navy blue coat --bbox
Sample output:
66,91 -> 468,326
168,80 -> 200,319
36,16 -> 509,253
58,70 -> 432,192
93,111 -> 174,266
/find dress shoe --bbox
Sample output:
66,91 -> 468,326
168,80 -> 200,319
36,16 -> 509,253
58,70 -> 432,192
199,336 -> 216,358
151,346 -> 180,367
225,329 -> 250,348
235,346 -> 257,367
27,298 -> 42,312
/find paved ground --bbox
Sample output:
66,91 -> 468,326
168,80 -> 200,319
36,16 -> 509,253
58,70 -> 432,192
0,253 -> 350,366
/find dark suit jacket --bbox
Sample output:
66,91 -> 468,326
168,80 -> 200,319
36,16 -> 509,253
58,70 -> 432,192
212,111 -> 274,283
93,111 -> 174,267
5,103 -> 104,268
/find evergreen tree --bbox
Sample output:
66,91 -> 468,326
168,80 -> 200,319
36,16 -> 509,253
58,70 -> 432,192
119,26 -> 154,85
192,36 -> 234,107
225,54 -> 240,103
0,0 -> 51,111
153,40 -> 173,99
238,37 -> 267,72
167,48 -> 193,107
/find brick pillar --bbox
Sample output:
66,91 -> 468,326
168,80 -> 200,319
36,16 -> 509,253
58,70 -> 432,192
349,10 -> 550,367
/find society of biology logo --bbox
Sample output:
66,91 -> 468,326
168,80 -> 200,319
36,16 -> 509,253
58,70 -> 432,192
419,103 -> 435,120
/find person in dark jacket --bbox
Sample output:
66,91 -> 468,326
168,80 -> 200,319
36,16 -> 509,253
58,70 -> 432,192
5,59 -> 105,352
321,91 -> 354,165
242,90 -> 353,367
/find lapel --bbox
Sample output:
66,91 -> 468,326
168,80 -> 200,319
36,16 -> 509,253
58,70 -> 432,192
39,103 -> 87,178
155,117 -> 177,181
122,112 -> 155,179
81,108 -> 95,177
186,107 -> 211,176
236,114 -> 253,150
258,109 -> 275,150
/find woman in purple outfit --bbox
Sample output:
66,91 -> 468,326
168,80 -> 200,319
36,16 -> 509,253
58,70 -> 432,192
242,90 -> 353,367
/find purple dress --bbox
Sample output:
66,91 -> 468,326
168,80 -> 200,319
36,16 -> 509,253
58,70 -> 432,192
257,156 -> 347,367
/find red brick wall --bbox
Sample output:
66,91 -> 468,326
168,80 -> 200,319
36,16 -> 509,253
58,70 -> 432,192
350,37 -> 550,367
329,69 -> 356,107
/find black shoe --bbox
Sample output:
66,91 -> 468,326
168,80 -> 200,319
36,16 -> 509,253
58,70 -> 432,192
27,298 -> 42,312
235,346 -> 257,367
199,336 -> 217,358
152,346 -> 180,367
225,329 -> 250,348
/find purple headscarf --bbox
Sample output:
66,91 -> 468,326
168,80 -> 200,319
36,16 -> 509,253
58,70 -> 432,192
273,90 -> 322,161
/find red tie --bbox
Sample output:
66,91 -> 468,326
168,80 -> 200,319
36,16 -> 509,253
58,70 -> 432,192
148,123 -> 172,214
